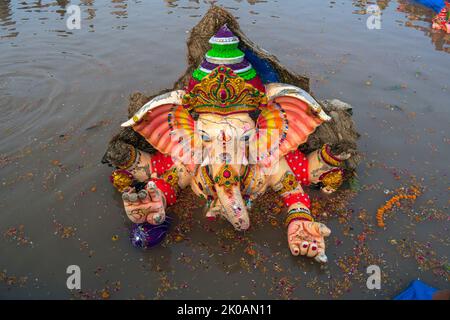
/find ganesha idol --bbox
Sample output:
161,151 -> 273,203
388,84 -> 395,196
106,25 -> 352,263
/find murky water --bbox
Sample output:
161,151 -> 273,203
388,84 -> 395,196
0,0 -> 448,299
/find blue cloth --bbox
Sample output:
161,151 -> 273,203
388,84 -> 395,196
394,280 -> 438,300
412,0 -> 446,13
243,48 -> 280,84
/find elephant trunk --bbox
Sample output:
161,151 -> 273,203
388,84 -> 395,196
216,185 -> 250,231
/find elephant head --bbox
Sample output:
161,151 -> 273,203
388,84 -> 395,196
122,66 -> 330,231
195,111 -> 256,230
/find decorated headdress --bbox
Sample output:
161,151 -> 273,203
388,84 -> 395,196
184,24 -> 267,115
183,65 -> 267,115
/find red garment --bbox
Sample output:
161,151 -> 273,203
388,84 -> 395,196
150,152 -> 174,176
148,152 -> 177,206
282,192 -> 311,209
151,178 -> 177,206
284,149 -> 310,186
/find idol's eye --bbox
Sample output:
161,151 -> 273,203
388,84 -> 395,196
240,135 -> 250,142
201,133 -> 211,142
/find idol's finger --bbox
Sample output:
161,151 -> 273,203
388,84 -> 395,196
289,242 -> 300,256
146,181 -> 160,201
122,187 -> 136,204
146,212 -> 165,225
300,241 -> 309,255
307,242 -> 319,257
152,213 -> 165,225
128,193 -> 138,203
138,190 -> 150,204
122,192 -> 130,202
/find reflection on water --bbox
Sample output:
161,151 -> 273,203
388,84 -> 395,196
80,0 -> 96,31
351,0 -> 450,53
110,0 -> 128,19
0,0 -> 448,54
0,0 -> 17,39
164,0 -> 179,8
396,0 -> 450,53
352,0 -> 391,11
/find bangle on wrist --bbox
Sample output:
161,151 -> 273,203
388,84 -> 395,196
285,207 -> 314,226
320,144 -> 342,167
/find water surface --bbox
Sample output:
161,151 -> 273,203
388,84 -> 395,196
0,0 -> 449,299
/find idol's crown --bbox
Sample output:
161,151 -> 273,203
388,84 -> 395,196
182,66 -> 267,115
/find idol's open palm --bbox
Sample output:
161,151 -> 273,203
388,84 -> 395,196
287,220 -> 331,263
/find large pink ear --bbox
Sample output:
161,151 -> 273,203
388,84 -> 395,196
256,83 -> 330,163
122,90 -> 197,171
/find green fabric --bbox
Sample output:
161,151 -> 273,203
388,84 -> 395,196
192,68 -> 209,81
206,43 -> 244,58
192,67 -> 256,82
236,68 -> 256,80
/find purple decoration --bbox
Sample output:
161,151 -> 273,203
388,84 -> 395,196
200,59 -> 250,71
130,216 -> 172,249
215,24 -> 235,38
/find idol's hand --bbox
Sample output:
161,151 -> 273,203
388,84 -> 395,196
287,220 -> 331,263
122,181 -> 166,225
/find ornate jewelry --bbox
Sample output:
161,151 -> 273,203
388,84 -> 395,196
276,171 -> 299,195
287,207 -> 312,216
197,165 -> 258,196
110,169 -> 133,192
161,167 -> 180,192
320,144 -> 342,167
319,168 -> 344,191
182,66 -> 267,115
285,207 -> 314,226
214,164 -> 240,190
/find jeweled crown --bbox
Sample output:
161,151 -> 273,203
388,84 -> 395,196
182,66 -> 267,115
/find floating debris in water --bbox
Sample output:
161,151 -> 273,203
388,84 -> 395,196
53,220 -> 76,239
3,225 -> 33,246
